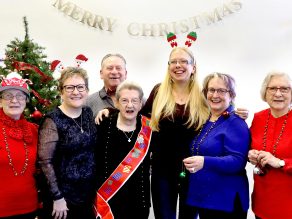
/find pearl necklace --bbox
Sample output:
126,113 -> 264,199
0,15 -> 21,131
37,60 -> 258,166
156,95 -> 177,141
3,127 -> 29,176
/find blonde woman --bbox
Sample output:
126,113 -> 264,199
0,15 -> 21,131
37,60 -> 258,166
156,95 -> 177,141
141,47 -> 209,219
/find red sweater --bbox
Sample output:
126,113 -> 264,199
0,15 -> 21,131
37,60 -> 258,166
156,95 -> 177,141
0,110 -> 38,217
250,109 -> 292,219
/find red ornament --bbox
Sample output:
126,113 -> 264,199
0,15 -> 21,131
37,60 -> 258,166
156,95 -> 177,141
31,108 -> 43,120
222,111 -> 230,118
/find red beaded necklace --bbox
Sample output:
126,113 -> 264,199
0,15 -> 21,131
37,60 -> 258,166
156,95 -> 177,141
262,109 -> 289,155
2,127 -> 29,176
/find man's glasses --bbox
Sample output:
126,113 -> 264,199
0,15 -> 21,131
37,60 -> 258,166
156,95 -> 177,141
207,88 -> 230,95
168,59 -> 192,66
267,86 -> 291,94
63,84 -> 87,93
1,93 -> 27,101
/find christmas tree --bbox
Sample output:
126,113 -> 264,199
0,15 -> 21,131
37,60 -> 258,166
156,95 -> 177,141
0,17 -> 60,124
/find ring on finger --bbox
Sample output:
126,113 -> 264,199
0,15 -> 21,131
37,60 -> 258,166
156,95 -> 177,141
190,168 -> 196,173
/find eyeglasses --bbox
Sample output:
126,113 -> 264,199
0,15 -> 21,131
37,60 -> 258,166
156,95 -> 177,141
63,84 -> 87,93
1,93 -> 27,101
267,86 -> 291,94
119,98 -> 141,106
207,88 -> 230,95
168,59 -> 192,66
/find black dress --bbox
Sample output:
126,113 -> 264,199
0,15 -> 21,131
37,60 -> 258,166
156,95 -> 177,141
38,106 -> 97,219
141,84 -> 197,219
96,111 -> 151,219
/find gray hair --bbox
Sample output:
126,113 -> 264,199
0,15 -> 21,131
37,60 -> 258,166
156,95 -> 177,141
115,80 -> 144,101
202,72 -> 236,105
260,71 -> 292,102
101,53 -> 127,68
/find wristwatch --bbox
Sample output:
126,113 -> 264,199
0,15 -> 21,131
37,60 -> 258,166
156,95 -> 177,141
279,159 -> 285,168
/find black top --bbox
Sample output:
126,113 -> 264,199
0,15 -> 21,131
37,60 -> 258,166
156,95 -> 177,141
96,111 -> 151,215
141,84 -> 197,178
38,106 -> 97,205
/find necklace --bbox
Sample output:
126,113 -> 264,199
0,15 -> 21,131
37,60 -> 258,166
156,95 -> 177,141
71,112 -> 84,133
179,110 -> 233,179
262,109 -> 289,155
191,118 -> 218,155
191,110 -> 233,155
254,109 -> 289,176
3,127 -> 29,176
122,130 -> 134,142
180,115 -> 218,179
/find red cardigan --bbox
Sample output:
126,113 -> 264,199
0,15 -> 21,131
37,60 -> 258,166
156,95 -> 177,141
0,110 -> 38,217
250,109 -> 292,219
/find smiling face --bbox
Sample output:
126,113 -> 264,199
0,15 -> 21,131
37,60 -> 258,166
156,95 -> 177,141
207,77 -> 232,116
100,56 -> 127,91
116,88 -> 142,123
0,89 -> 27,120
60,75 -> 88,110
168,48 -> 195,84
265,75 -> 292,117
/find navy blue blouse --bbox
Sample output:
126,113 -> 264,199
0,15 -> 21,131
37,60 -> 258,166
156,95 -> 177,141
38,106 -> 97,205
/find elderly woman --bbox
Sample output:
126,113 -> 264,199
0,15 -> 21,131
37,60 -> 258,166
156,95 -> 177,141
248,72 -> 292,219
95,80 -> 152,219
183,73 -> 250,219
0,72 -> 38,219
38,67 -> 97,219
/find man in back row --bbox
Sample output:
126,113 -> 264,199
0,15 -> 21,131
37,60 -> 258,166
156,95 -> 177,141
86,53 -> 127,117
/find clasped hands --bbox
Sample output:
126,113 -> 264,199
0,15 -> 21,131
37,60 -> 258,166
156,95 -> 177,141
248,149 -> 281,168
183,156 -> 204,173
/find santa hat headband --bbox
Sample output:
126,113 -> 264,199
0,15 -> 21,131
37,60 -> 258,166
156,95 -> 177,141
0,72 -> 31,96
50,60 -> 62,71
75,54 -> 88,62
166,31 -> 197,48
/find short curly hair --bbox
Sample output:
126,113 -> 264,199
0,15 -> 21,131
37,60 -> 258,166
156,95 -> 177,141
202,72 -> 236,105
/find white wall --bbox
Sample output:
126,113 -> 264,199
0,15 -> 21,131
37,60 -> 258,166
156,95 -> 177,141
1,1 -> 292,218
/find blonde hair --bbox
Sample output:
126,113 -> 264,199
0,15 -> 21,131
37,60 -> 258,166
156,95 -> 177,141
150,47 -> 210,131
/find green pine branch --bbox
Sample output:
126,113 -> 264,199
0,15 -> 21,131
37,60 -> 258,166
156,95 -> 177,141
0,17 -> 60,124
